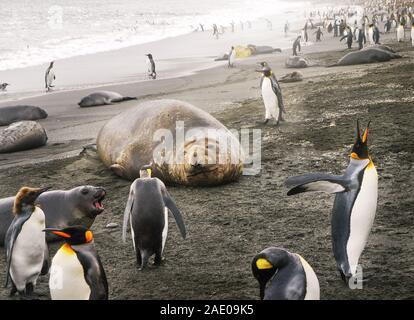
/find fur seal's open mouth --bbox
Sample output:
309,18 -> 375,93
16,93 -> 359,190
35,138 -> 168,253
92,189 -> 106,214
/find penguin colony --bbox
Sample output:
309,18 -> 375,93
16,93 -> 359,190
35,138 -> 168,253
7,2 -> 407,301
2,74 -> 378,299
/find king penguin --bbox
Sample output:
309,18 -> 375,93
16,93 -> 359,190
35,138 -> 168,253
252,247 -> 320,300
397,23 -> 405,42
285,121 -> 377,284
122,165 -> 186,269
146,54 -> 157,79
228,46 -> 236,68
45,61 -> 56,92
411,23 -> 414,47
368,24 -> 374,44
256,63 -> 286,125
44,225 -> 108,300
5,186 -> 50,297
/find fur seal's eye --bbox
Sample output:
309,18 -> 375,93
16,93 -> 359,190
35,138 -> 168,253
81,188 -> 89,195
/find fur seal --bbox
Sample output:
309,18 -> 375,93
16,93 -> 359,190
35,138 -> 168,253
285,56 -> 309,68
97,99 -> 244,186
0,121 -> 47,153
329,48 -> 401,67
0,105 -> 48,126
0,186 -> 106,246
78,91 -> 137,107
279,71 -> 304,83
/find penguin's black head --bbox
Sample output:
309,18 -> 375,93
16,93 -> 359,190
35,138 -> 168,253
146,54 -> 153,59
43,225 -> 93,245
251,247 -> 289,300
351,120 -> 370,160
258,61 -> 268,68
256,66 -> 272,77
139,164 -> 153,178
13,186 -> 50,215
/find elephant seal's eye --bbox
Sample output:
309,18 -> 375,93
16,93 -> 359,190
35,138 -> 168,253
81,188 -> 89,195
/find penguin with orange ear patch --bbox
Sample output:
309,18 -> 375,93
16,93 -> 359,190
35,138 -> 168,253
44,226 -> 108,300
285,120 -> 378,284
5,186 -> 50,297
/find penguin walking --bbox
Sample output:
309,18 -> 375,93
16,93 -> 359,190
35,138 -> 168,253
5,186 -> 50,297
228,46 -> 236,68
285,121 -> 377,284
256,63 -> 286,125
45,61 -> 56,92
252,247 -> 320,300
0,83 -> 9,91
145,54 -> 156,79
122,165 -> 186,269
44,226 -> 108,300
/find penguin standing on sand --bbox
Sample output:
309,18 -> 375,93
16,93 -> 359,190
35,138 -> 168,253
45,61 -> 56,92
256,63 -> 286,125
252,247 -> 320,300
228,46 -> 236,68
5,186 -> 50,297
0,83 -> 9,91
411,23 -> 414,46
122,165 -> 186,270
367,24 -> 374,45
397,23 -> 404,42
145,54 -> 156,79
44,226 -> 108,300
285,121 -> 377,284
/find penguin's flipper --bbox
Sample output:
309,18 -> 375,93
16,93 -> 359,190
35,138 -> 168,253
41,244 -> 50,275
74,246 -> 109,300
122,184 -> 135,243
4,211 -> 31,287
286,173 -> 350,195
161,187 -> 186,239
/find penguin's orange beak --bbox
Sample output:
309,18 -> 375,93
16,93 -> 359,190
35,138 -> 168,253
43,228 -> 71,238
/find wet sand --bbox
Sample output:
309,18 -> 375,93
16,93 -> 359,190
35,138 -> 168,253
0,34 -> 413,299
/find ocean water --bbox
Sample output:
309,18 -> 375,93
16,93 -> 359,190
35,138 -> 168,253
0,0 -> 305,71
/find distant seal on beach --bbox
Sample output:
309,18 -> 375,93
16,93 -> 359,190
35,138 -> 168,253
0,105 -> 48,126
0,186 -> 106,246
0,121 -> 47,153
329,48 -> 401,67
279,71 -> 304,83
248,45 -> 282,55
97,99 -> 244,186
78,91 -> 137,107
285,56 -> 309,68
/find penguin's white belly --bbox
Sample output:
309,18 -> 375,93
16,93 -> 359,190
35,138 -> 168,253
46,71 -> 55,85
397,27 -> 404,40
346,164 -> 378,275
261,78 -> 278,120
229,52 -> 236,64
50,247 -> 91,300
10,208 -> 45,290
368,30 -> 374,43
411,29 -> 414,45
297,254 -> 320,300
161,207 -> 169,254
146,59 -> 152,72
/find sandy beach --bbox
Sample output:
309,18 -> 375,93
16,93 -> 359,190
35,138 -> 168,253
0,3 -> 414,300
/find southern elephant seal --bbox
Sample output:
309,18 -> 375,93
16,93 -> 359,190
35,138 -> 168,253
97,99 -> 244,186
78,91 -> 137,107
0,121 -> 47,153
0,105 -> 47,126
279,71 -> 304,83
0,186 -> 106,245
285,56 -> 309,68
329,48 -> 401,67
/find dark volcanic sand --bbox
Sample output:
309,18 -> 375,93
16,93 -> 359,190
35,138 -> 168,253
0,43 -> 413,300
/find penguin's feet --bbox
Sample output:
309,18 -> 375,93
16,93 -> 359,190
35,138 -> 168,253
25,283 -> 34,296
153,256 -> 166,266
262,119 -> 270,125
9,286 -> 17,297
